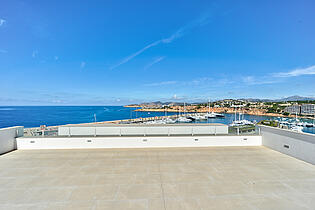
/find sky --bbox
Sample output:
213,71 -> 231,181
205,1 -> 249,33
0,0 -> 315,105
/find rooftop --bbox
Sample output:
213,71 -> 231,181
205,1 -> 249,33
0,146 -> 314,209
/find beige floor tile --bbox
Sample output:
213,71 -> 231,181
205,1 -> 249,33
163,183 -> 212,198
116,184 -> 163,200
161,172 -> 212,183
198,196 -> 253,210
27,187 -> 73,203
164,198 -> 200,210
69,185 -> 118,201
95,174 -> 136,185
95,199 -> 148,210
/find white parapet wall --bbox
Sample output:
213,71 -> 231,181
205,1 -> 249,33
260,125 -> 315,165
0,126 -> 24,154
58,123 -> 229,136
17,135 -> 262,150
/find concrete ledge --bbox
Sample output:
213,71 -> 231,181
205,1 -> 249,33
0,126 -> 24,154
260,125 -> 315,165
58,123 -> 229,136
17,135 -> 262,149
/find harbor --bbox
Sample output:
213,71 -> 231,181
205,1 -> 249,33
1,106 -> 314,137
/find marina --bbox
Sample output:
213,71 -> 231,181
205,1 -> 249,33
1,106 -> 315,136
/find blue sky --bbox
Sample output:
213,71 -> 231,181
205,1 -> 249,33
1,0 -> 315,105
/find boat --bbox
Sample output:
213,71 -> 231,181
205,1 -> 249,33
176,117 -> 192,123
214,113 -> 225,118
205,99 -> 217,118
291,125 -> 303,133
229,110 -> 254,126
191,114 -> 207,121
229,119 -> 254,127
205,112 -> 216,118
163,118 -> 176,124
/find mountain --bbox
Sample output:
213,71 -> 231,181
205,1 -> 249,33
240,95 -> 315,102
277,95 -> 315,102
128,96 -> 315,106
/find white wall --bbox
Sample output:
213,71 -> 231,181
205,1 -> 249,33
0,126 -> 24,154
17,135 -> 261,150
58,124 -> 229,136
260,125 -> 315,165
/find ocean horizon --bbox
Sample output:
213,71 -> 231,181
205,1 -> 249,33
1,106 -> 314,134
0,105 -> 272,128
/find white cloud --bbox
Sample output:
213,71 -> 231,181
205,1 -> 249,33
144,81 -> 178,87
273,65 -> 315,77
0,19 -> 6,26
110,13 -> 212,70
144,56 -> 165,70
80,62 -> 86,69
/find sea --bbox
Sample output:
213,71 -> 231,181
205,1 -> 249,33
0,106 -> 314,134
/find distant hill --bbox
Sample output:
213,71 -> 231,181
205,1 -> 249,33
277,95 -> 315,102
240,95 -> 315,102
128,95 -> 315,106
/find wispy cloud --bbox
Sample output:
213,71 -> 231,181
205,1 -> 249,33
242,76 -> 279,85
32,50 -> 38,58
110,13 -> 212,70
80,62 -> 86,69
273,65 -> 315,77
189,77 -> 212,86
0,49 -> 7,53
0,19 -> 6,26
143,77 -> 214,88
144,56 -> 165,70
144,81 -> 178,87
54,56 -> 59,61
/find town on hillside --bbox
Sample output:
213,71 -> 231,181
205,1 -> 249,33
126,98 -> 315,119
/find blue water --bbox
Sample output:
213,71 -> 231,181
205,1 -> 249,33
0,106 -> 180,128
0,106 -> 314,135
0,106 -> 273,128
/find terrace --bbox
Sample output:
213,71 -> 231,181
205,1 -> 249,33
0,124 -> 315,209
1,146 -> 315,210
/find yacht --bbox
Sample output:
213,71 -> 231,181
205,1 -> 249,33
205,99 -> 216,118
214,112 -> 225,118
291,125 -> 303,133
229,110 -> 254,126
205,112 -> 216,118
229,119 -> 254,127
176,117 -> 192,123
163,118 -> 176,124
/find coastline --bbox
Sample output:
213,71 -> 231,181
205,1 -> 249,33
133,108 -> 315,120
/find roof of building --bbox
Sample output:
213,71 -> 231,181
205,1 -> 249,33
0,146 -> 314,209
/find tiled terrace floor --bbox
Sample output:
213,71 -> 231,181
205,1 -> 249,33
0,146 -> 315,210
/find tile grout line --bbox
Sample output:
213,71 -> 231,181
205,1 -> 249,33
157,151 -> 167,210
